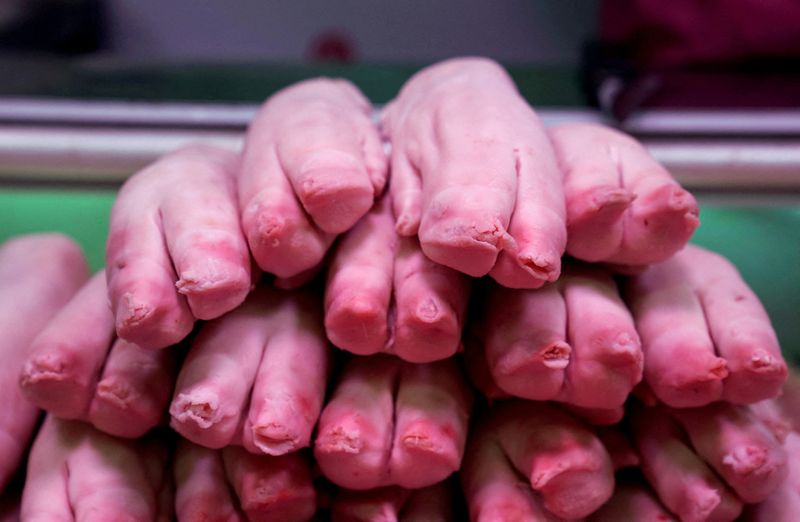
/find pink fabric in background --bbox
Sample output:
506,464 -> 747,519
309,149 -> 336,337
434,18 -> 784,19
601,0 -> 800,67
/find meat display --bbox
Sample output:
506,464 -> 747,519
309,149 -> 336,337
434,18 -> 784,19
106,144 -> 253,349
4,56 -> 797,521
0,234 -> 87,492
325,196 -> 471,362
239,78 -> 387,278
20,271 -> 177,438
382,57 -> 567,288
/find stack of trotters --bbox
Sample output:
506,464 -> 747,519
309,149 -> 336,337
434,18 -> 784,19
1,58 -> 796,521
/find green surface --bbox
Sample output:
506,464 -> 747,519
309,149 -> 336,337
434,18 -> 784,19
0,56 -> 585,106
0,187 -> 115,271
1,188 -> 797,362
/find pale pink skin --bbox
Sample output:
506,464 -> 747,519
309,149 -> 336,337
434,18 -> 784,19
325,197 -> 470,362
481,264 -> 642,410
20,272 -> 114,419
743,431 -> 800,522
331,481 -> 454,522
174,440 -> 245,521
107,144 -> 253,349
382,57 -> 566,287
588,476 -> 677,521
629,403 -> 743,522
315,355 -> 472,490
170,286 -> 330,455
20,416 -> 170,522
239,78 -> 387,278
20,271 -> 177,439
0,234 -> 88,491
670,403 -> 788,504
222,446 -> 317,522
551,122 -> 699,266
462,401 -> 614,521
626,244 -> 787,407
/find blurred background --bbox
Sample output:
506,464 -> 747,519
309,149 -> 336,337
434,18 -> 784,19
0,0 -> 798,360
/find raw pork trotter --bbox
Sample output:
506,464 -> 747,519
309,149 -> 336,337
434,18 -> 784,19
174,440 -> 316,522
20,416 -> 171,522
382,57 -> 567,289
20,271 -> 177,439
107,144 -> 253,349
239,78 -> 387,278
170,286 -> 331,456
475,263 -> 643,410
550,122 -> 698,266
461,401 -> 615,521
0,234 -> 87,491
315,355 -> 472,490
626,244 -> 787,407
325,196 -> 470,363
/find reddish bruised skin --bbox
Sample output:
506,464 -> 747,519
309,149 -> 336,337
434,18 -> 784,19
481,265 -> 642,410
174,440 -> 245,521
107,144 -> 252,349
743,431 -> 800,522
566,404 -> 626,426
561,265 -> 643,408
20,272 -> 113,419
389,360 -> 473,488
482,284 -> 570,401
462,402 -> 613,521
332,481 -> 454,522
588,476 -> 677,521
88,338 -> 177,438
627,245 -> 787,407
325,197 -> 470,362
491,401 -> 615,519
551,123 -> 699,266
242,290 -> 331,456
462,427 -> 560,522
239,78 -> 387,278
681,246 -> 787,404
0,234 -> 88,491
21,271 -> 177,438
20,417 -> 168,522
171,287 -> 330,455
222,446 -> 317,522
315,356 -> 398,490
626,251 -> 728,407
325,197 -> 396,355
670,403 -> 788,503
391,235 -> 470,362
382,57 -> 566,286
315,355 -> 472,490
629,403 -> 743,522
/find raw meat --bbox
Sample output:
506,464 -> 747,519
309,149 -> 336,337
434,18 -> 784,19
239,78 -> 387,278
382,57 -> 566,288
0,234 -> 87,491
325,196 -> 470,362
107,144 -> 253,349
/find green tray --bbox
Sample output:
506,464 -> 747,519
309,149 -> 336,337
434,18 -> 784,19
1,187 -> 797,363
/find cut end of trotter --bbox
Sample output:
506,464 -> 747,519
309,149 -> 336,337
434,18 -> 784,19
170,393 -> 222,430
253,424 -> 301,456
